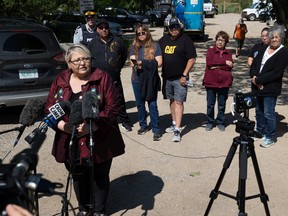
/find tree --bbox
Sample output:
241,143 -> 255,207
270,0 -> 288,29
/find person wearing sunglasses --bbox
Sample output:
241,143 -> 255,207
88,18 -> 132,132
158,17 -> 197,142
45,44 -> 125,216
73,10 -> 98,46
129,24 -> 162,141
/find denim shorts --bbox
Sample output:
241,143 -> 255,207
165,78 -> 187,102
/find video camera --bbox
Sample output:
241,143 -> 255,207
0,124 -> 62,215
0,148 -> 62,215
233,91 -> 257,136
234,91 -> 257,114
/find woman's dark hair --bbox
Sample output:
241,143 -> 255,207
215,31 -> 229,44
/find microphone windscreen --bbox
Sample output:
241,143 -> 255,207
58,101 -> 71,114
19,98 -> 45,126
69,100 -> 83,125
82,91 -> 100,120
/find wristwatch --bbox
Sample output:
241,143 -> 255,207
182,74 -> 188,78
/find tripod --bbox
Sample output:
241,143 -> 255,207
205,115 -> 270,216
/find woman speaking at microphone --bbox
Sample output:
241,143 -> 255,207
45,44 -> 125,216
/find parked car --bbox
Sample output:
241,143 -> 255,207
97,7 -> 150,31
241,1 -> 273,21
0,18 -> 67,108
145,9 -> 162,25
42,13 -> 123,43
258,5 -> 275,22
159,4 -> 172,20
203,0 -> 217,18
145,3 -> 172,26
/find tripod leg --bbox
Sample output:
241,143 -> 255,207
237,140 -> 249,216
205,137 -> 239,216
248,139 -> 271,216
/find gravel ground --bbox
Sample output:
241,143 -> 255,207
1,13 -> 288,216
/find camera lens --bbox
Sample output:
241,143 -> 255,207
244,97 -> 253,107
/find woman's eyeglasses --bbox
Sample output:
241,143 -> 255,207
70,57 -> 91,65
98,26 -> 109,30
137,31 -> 146,36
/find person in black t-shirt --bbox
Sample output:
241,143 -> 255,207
247,27 -> 270,66
158,17 -> 197,142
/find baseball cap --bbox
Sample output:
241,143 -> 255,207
169,17 -> 181,27
96,18 -> 109,28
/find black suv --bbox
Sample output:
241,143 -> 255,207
0,18 -> 66,107
97,7 -> 150,31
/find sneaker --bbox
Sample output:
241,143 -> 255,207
205,123 -> 213,131
172,130 -> 181,142
165,125 -> 175,133
260,138 -> 275,148
121,122 -> 132,132
217,125 -> 225,132
137,127 -> 148,135
153,133 -> 161,141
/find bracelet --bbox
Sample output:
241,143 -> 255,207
182,74 -> 188,78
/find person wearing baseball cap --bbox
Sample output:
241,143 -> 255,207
168,17 -> 182,27
88,18 -> 132,132
158,16 -> 197,142
96,18 -> 109,28
73,9 -> 97,46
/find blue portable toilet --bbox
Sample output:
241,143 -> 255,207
173,0 -> 205,37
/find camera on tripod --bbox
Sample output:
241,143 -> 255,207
234,91 -> 257,114
233,91 -> 257,136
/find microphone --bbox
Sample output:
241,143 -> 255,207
24,101 -> 71,145
19,98 -> 45,126
82,90 -> 100,121
13,98 -> 45,146
43,101 -> 71,129
69,100 -> 83,146
82,90 -> 100,152
69,100 -> 83,125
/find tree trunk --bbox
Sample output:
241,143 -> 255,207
271,0 -> 288,29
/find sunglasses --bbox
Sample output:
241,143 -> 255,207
169,24 -> 181,30
85,11 -> 96,16
137,31 -> 146,36
98,26 -> 109,30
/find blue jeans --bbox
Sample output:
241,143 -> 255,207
132,80 -> 160,133
255,96 -> 277,140
206,87 -> 229,126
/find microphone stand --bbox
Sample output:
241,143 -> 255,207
61,125 -> 77,216
87,118 -> 95,215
